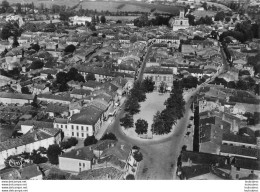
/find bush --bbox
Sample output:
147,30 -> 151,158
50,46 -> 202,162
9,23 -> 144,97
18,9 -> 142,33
126,174 -> 135,180
135,119 -> 148,135
21,86 -> 31,94
60,141 -> 71,150
133,151 -> 143,162
64,44 -> 76,54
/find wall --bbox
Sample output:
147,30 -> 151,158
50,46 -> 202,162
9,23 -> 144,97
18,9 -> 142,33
37,97 -> 70,105
55,122 -> 94,139
59,157 -> 91,173
143,73 -> 173,88
0,97 -> 32,105
21,125 -> 33,134
0,135 -> 59,168
230,166 -> 260,180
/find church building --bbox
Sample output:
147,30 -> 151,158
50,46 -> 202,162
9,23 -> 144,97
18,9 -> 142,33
172,10 -> 189,31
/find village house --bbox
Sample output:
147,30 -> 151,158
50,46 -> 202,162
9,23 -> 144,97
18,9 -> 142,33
82,81 -> 102,91
59,140 -> 135,178
69,16 -> 92,25
45,103 -> 69,118
143,67 -> 174,89
37,94 -> 72,105
30,84 -> 50,95
40,69 -> 58,79
220,133 -> 259,159
4,48 -> 23,70
0,92 -> 34,105
19,164 -> 43,180
155,35 -> 180,47
54,106 -> 103,139
179,150 -> 260,180
0,128 -> 61,168
16,120 -> 54,134
70,89 -> 92,99
67,80 -> 83,89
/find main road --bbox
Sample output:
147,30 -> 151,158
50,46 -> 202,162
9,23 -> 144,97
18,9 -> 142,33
106,40 -> 228,179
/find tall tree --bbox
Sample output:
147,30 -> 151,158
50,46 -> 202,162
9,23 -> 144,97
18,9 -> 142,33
124,96 -> 140,115
12,36 -> 19,48
47,144 -> 62,165
130,81 -> 146,102
84,135 -> 98,146
100,15 -> 106,23
214,11 -> 225,21
21,86 -> 31,94
158,81 -> 167,93
64,44 -> 76,54
30,60 -> 44,70
133,151 -> 143,162
96,15 -> 100,23
2,0 -> 10,12
56,72 -> 67,84
135,119 -> 148,135
151,111 -> 165,135
141,77 -> 155,93
120,113 -> 134,129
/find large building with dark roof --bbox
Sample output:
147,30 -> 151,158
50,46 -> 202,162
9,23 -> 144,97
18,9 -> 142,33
54,106 -> 103,139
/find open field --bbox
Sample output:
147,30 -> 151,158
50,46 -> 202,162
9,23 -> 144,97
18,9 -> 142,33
5,0 -> 181,14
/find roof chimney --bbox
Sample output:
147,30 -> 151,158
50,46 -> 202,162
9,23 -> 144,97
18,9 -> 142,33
120,145 -> 124,150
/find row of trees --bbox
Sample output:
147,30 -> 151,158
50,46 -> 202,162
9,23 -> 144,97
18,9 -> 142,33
133,14 -> 172,27
186,14 -> 214,26
1,22 -> 21,48
219,20 -> 260,43
120,78 -> 155,135
60,137 -> 78,150
83,132 -> 117,147
120,78 -> 155,129
152,80 -> 185,135
210,77 -> 259,94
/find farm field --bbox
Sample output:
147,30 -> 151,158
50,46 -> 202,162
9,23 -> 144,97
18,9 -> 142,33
6,0 -> 181,14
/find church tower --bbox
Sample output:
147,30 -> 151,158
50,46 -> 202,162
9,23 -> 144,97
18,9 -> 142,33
172,10 -> 190,31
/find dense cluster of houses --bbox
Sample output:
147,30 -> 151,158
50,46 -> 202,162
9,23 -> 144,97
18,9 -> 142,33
178,84 -> 260,180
